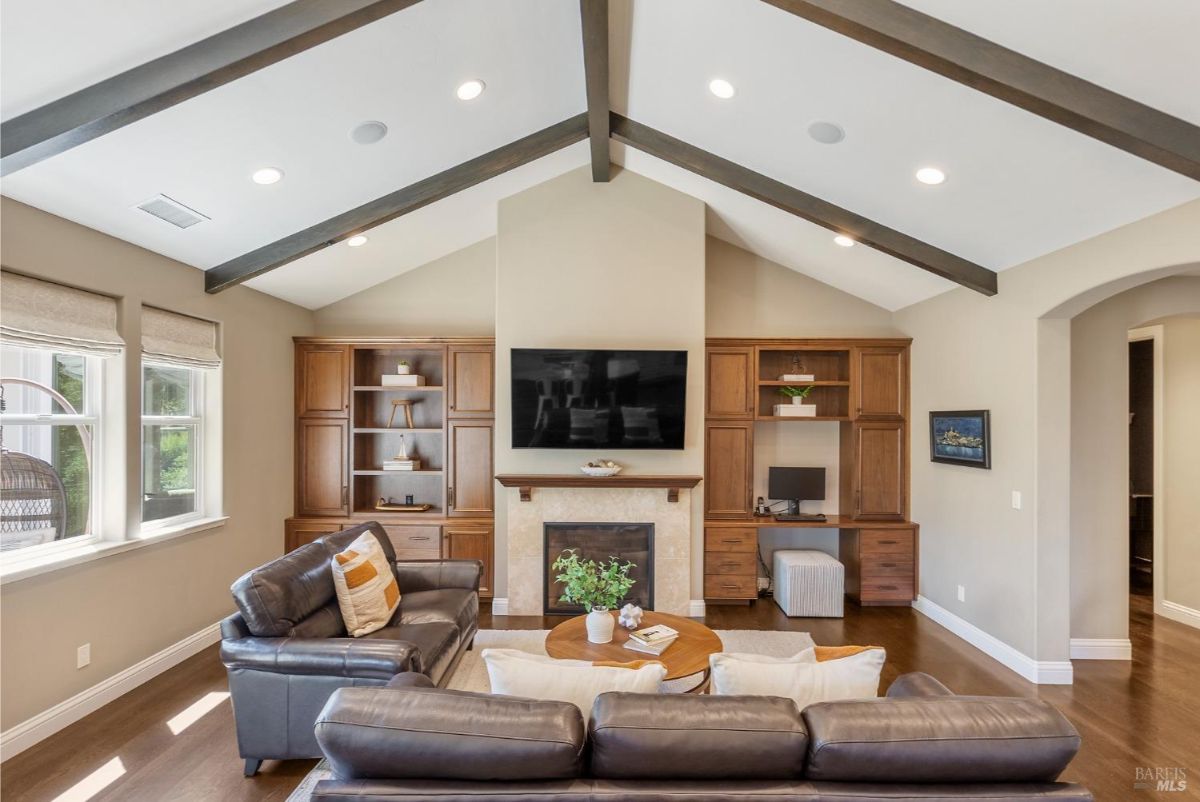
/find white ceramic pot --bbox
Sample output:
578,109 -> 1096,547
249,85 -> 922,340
792,395 -> 806,405
397,364 -> 412,375
586,607 -> 615,644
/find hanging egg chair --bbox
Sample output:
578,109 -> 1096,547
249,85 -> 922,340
0,449 -> 67,550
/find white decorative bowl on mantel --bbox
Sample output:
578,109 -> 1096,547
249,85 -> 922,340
580,463 -> 622,477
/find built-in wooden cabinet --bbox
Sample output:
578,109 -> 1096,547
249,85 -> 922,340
840,525 -> 918,605
288,337 -> 496,599
704,423 -> 754,518
854,346 -> 906,419
705,348 -> 755,418
703,526 -> 759,601
448,420 -> 494,517
444,525 -> 494,597
843,420 -> 906,520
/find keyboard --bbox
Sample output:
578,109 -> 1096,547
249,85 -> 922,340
773,513 -> 828,522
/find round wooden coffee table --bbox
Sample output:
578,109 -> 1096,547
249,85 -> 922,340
545,610 -> 723,693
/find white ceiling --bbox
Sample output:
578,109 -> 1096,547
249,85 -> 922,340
2,0 -> 1198,311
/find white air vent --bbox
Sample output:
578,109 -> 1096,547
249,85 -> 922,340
135,195 -> 209,229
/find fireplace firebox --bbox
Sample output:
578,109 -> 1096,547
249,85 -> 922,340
544,523 -> 654,615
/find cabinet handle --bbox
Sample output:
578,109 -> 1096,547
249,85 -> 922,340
448,487 -> 455,507
721,538 -> 741,543
411,536 -> 430,541
341,486 -> 348,506
721,562 -> 740,569
722,583 -> 739,590
880,562 -> 897,568
877,585 -> 898,591
878,540 -> 898,545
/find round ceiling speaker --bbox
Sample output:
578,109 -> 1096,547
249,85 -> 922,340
350,121 -> 389,145
807,121 -> 845,144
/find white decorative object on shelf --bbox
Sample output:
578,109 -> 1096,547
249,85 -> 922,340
581,460 -> 622,477
618,603 -> 644,629
774,404 -> 817,417
586,607 -> 616,643
779,374 -> 815,382
382,374 -> 425,386
397,361 -> 412,375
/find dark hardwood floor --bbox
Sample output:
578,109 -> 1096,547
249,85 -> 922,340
2,592 -> 1197,801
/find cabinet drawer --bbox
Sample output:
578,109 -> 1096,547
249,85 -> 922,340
861,555 -> 914,577
705,574 -> 758,598
705,552 -> 756,575
381,525 -> 441,551
704,528 -> 756,552
860,579 -> 914,601
393,547 -> 441,561
860,529 -> 914,555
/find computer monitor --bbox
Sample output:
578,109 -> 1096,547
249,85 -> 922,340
768,467 -> 825,515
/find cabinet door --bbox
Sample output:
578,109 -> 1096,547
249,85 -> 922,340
854,347 -> 906,419
706,348 -> 755,419
705,423 -> 754,518
447,346 -> 494,418
852,422 -> 905,520
448,420 -> 494,517
296,344 -> 350,418
285,518 -> 349,553
297,419 -> 349,516
444,526 -> 493,597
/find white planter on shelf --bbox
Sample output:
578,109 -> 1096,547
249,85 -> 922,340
586,607 -> 615,643
397,363 -> 412,375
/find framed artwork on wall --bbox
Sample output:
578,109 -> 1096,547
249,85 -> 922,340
929,410 -> 991,469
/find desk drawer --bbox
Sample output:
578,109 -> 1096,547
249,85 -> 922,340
705,574 -> 758,598
862,555 -> 914,577
706,551 -> 756,575
860,579 -> 914,601
393,547 -> 441,561
860,529 -> 914,555
705,527 -> 756,552
382,525 -> 441,551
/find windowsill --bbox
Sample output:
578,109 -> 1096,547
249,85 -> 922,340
0,516 -> 228,586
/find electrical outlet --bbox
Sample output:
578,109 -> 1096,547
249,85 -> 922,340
77,643 -> 91,669
1011,490 -> 1022,510
957,585 -> 966,603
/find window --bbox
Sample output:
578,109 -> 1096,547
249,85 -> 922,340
141,364 -> 204,528
0,345 -> 101,553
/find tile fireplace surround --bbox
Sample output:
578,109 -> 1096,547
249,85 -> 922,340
506,488 -> 692,616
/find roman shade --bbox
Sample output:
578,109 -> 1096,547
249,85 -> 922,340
141,306 -> 220,369
0,271 -> 124,357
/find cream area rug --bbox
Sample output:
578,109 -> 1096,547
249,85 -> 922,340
287,628 -> 814,801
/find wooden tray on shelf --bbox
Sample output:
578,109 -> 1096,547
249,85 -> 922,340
374,502 -> 433,513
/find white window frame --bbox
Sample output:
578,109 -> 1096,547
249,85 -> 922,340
0,347 -> 104,559
140,362 -> 206,533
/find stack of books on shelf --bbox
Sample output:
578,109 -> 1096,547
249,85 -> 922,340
624,624 -> 679,656
381,374 -> 426,386
382,458 -> 421,471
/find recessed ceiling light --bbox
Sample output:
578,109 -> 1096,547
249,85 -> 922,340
350,121 -> 388,145
833,235 -> 855,248
456,79 -> 485,101
708,78 -> 735,99
915,166 -> 946,185
807,121 -> 845,145
347,235 -> 368,247
251,167 -> 283,185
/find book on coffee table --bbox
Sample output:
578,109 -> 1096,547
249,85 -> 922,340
624,634 -> 677,656
629,624 -> 679,645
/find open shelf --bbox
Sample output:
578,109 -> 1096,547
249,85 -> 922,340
354,469 -> 443,476
353,385 -> 444,392
757,380 -> 849,387
352,428 -> 442,434
755,415 -> 849,422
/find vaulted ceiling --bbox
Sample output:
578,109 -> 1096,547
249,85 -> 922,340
2,0 -> 1198,310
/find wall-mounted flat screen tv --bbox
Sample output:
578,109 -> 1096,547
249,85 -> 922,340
511,348 -> 687,449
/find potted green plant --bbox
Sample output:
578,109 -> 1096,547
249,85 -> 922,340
396,360 -> 411,375
552,549 -> 637,643
779,385 -> 813,405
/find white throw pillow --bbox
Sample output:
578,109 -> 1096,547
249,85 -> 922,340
709,646 -> 885,709
482,648 -> 666,719
330,532 -> 401,637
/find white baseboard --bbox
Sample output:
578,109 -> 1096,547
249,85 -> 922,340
687,600 -> 706,618
912,596 -> 1073,685
489,597 -> 509,616
1158,600 -> 1200,629
1070,638 -> 1132,660
0,622 -> 221,763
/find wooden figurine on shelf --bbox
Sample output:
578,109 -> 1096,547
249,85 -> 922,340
387,399 -> 416,429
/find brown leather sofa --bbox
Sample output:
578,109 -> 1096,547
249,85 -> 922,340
310,671 -> 1091,800
219,522 -> 481,776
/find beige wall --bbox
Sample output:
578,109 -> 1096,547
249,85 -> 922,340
494,166 -> 707,599
0,198 -> 313,729
706,237 -> 900,338
314,238 -> 496,336
1162,315 -> 1200,613
1070,278 -> 1200,641
895,199 -> 1200,664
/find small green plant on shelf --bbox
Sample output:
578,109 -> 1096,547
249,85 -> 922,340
552,549 -> 636,611
779,385 -> 814,400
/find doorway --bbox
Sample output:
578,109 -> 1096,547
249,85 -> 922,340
1127,325 -> 1164,620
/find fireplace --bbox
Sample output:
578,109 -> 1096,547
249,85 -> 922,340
544,523 -> 654,615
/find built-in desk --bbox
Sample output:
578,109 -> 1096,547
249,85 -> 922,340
703,517 -> 919,607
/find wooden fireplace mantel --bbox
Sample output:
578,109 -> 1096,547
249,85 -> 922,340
494,474 -> 703,503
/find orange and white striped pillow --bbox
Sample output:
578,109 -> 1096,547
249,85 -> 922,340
331,532 -> 401,637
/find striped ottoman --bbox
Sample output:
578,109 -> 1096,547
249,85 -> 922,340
773,550 -> 844,618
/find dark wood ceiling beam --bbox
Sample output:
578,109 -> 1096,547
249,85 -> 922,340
579,0 -> 611,182
1,0 -> 423,176
760,0 -> 1200,181
205,114 -> 589,293
610,113 -> 997,295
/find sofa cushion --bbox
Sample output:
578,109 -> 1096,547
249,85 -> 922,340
364,621 -> 460,684
394,588 -> 477,635
803,697 -> 1081,783
315,686 -> 586,781
331,532 -> 402,637
710,647 -> 885,710
483,648 -> 665,720
589,692 -> 808,780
